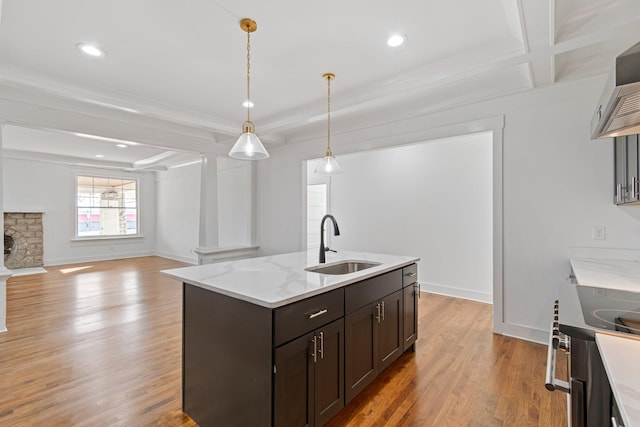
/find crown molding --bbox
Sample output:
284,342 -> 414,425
0,68 -> 239,136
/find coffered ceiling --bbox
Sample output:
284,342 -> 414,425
0,0 -> 639,169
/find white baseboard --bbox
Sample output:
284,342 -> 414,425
493,321 -> 549,345
420,281 -> 549,345
421,281 -> 492,304
153,251 -> 198,265
44,250 -> 156,266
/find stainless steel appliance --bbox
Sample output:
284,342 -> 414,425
591,41 -> 640,139
576,286 -> 640,335
545,284 -> 613,427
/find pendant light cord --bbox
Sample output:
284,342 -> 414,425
327,76 -> 331,154
246,26 -> 251,123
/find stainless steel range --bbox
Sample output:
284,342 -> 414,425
577,285 -> 640,335
545,283 -> 619,427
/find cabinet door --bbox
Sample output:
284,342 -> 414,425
345,303 -> 377,403
378,290 -> 402,372
274,332 -> 315,427
403,284 -> 418,351
314,318 -> 344,427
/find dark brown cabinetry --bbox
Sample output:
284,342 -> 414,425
344,269 -> 404,403
378,290 -> 403,371
181,263 -> 418,427
402,264 -> 419,351
274,318 -> 344,427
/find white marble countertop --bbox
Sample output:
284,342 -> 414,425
596,333 -> 640,427
570,257 -> 640,292
162,250 -> 419,308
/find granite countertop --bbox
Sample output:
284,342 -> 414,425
162,250 -> 419,308
596,333 -> 640,427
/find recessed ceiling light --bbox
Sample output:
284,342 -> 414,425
242,100 -> 254,108
95,154 -> 104,158
387,35 -> 406,47
116,144 -> 127,148
77,43 -> 105,57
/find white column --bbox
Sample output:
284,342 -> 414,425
194,153 -> 220,264
194,154 -> 259,264
0,123 -> 13,332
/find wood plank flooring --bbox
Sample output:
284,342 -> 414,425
0,256 -> 568,426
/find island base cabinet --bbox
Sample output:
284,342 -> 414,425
274,318 -> 344,427
378,290 -> 403,373
183,284 -> 273,427
345,289 -> 403,403
180,263 -> 417,427
402,264 -> 419,352
345,304 -> 377,403
403,284 -> 418,351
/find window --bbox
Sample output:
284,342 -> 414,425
76,175 -> 138,238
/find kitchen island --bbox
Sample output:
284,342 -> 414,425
162,250 -> 420,427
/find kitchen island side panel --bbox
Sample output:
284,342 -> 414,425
183,283 -> 273,427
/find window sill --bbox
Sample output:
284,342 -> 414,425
70,235 -> 145,242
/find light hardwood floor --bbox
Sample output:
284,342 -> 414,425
0,256 -> 567,426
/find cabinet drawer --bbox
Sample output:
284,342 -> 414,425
402,264 -> 417,287
274,288 -> 344,346
345,269 -> 402,314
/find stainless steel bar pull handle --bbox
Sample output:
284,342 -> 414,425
415,283 -> 421,298
311,336 -> 318,363
309,309 -> 328,319
319,332 -> 324,360
545,322 -> 570,393
405,272 -> 417,277
616,183 -> 623,204
375,303 -> 381,324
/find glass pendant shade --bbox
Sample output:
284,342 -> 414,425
229,18 -> 269,161
229,121 -> 269,160
315,150 -> 343,175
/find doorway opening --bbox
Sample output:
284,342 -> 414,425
305,131 -> 494,304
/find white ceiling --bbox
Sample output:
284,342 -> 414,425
0,0 -> 639,169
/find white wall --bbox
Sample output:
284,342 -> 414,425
257,74 -> 640,343
217,157 -> 252,247
154,157 -> 253,264
155,162 -> 200,263
3,158 -> 157,265
324,132 -> 493,303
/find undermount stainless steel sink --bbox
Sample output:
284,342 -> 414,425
305,261 -> 382,275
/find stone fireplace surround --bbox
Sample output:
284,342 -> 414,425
3,212 -> 44,270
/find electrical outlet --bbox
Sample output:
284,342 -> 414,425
592,226 -> 606,240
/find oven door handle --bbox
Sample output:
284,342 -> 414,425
545,322 -> 570,393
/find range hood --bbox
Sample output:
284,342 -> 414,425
591,41 -> 640,139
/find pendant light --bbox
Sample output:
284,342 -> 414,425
229,18 -> 269,160
315,73 -> 343,175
